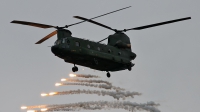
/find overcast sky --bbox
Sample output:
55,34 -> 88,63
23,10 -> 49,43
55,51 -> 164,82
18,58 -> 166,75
0,0 -> 199,112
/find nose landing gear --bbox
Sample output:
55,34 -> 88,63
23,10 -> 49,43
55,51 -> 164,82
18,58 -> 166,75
72,64 -> 78,72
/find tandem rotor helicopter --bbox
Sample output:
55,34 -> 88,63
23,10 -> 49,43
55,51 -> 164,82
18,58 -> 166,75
11,6 -> 191,77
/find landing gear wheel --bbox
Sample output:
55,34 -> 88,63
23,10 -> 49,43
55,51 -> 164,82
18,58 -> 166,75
106,72 -> 111,78
72,66 -> 78,72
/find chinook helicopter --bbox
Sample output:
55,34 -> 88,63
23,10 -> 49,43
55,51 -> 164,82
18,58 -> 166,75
11,6 -> 191,77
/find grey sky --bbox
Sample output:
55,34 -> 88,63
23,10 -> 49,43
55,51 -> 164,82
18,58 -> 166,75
0,0 -> 199,112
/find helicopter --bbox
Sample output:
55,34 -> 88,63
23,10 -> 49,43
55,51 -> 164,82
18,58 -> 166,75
11,6 -> 191,78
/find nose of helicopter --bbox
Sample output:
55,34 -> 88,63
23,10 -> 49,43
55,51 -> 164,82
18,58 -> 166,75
51,45 -> 59,55
51,45 -> 65,56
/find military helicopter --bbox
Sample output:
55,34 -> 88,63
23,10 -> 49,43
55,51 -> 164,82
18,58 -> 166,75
11,6 -> 191,77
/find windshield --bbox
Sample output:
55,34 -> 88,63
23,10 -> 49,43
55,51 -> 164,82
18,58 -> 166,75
54,40 -> 61,45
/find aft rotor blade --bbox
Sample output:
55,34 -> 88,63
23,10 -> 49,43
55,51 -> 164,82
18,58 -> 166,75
126,17 -> 191,31
11,20 -> 55,29
68,6 -> 131,27
35,30 -> 57,44
98,37 -> 109,43
74,16 -> 115,31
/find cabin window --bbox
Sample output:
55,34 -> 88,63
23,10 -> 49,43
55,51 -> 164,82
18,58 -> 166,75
118,52 -> 121,55
97,47 -> 100,51
87,44 -> 90,48
108,49 -> 111,53
75,41 -> 80,47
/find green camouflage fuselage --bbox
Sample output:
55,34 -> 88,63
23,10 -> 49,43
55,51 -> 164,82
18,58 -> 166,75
51,29 -> 136,72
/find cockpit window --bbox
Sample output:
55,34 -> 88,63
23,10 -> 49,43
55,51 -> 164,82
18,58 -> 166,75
62,38 -> 66,43
54,40 -> 61,45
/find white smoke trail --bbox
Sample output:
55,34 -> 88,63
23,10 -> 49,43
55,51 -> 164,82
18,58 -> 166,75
25,101 -> 160,112
59,78 -> 125,91
61,82 -> 112,89
43,89 -> 141,100
61,78 -> 112,85
21,73 -> 161,112
70,74 -> 100,78
59,82 -> 124,91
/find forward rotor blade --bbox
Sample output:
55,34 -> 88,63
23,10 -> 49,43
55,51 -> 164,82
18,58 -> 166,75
35,30 -> 57,44
74,16 -> 115,31
126,17 -> 191,31
68,6 -> 131,27
11,20 -> 55,29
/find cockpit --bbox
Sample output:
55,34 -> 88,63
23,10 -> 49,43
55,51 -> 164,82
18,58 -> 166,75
54,40 -> 61,45
54,37 -> 69,45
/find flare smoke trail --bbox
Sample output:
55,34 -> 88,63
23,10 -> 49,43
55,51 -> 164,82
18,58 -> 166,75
62,78 -> 112,85
59,82 -> 125,91
24,101 -> 160,112
61,82 -> 112,89
21,73 -> 161,112
44,89 -> 141,100
71,74 -> 100,78
60,78 -> 125,91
